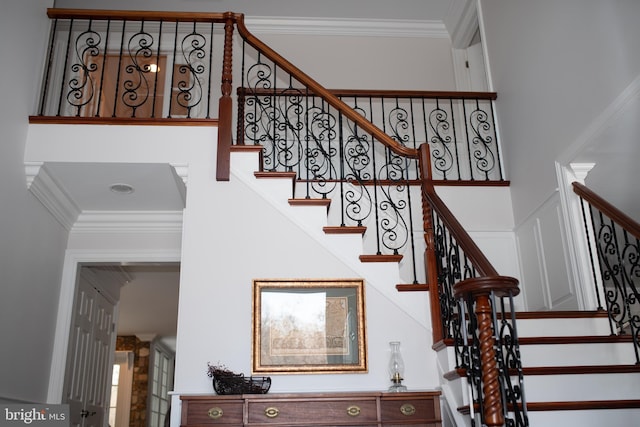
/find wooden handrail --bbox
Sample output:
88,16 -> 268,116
572,182 -> 640,240
238,87 -> 498,100
234,14 -> 418,160
47,8 -> 230,22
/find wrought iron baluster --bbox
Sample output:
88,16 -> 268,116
40,18 -> 59,116
469,98 -> 496,181
67,18 -> 103,117
57,18 -> 74,116
449,98 -> 461,180
112,20 -> 126,117
206,21 -> 214,119
94,20 -> 111,117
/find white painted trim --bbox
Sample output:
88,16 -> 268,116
72,210 -> 184,233
25,162 -> 80,230
556,162 -> 599,310
47,248 -> 181,404
451,49 -> 471,91
476,0 -> 495,92
244,16 -> 448,38
444,0 -> 478,48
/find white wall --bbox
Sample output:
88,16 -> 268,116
479,0 -> 640,310
480,0 -> 640,224
25,124 -> 440,415
0,0 -> 65,404
256,33 -> 455,90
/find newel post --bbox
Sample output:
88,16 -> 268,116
216,12 -> 235,181
454,276 -> 520,427
418,144 -> 444,342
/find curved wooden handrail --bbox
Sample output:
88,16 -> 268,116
454,276 -> 520,299
572,182 -> 640,240
234,14 -> 418,160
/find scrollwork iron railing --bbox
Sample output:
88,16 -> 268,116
419,145 -> 527,427
235,57 -> 427,284
237,88 -> 502,182
37,9 -> 223,120
573,182 -> 640,363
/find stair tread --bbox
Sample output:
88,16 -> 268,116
525,399 -> 640,411
288,198 -> 331,207
323,225 -> 366,234
395,283 -> 430,292
230,145 -> 263,152
359,254 -> 403,263
445,364 -> 640,380
519,335 -> 634,345
508,310 -> 610,319
458,399 -> 640,414
254,171 -> 297,179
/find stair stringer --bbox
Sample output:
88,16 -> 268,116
229,149 -> 431,329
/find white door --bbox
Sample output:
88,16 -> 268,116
63,276 -> 117,427
466,41 -> 488,92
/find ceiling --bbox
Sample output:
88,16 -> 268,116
45,162 -> 186,211
45,163 -> 186,350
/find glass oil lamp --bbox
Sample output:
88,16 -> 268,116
388,341 -> 407,392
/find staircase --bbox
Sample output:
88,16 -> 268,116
440,310 -> 640,425
230,145 -> 640,426
36,9 -> 640,426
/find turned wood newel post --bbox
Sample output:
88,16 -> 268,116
454,276 -> 520,427
418,143 -> 444,342
216,12 -> 235,181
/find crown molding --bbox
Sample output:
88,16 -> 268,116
72,210 -> 183,233
25,162 -> 80,231
444,0 -> 478,48
245,16 -> 448,38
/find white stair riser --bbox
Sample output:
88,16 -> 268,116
447,372 -> 640,404
519,373 -> 640,401
521,342 -> 636,366
515,317 -> 611,338
526,408 -> 640,426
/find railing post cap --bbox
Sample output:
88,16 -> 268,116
453,275 -> 520,299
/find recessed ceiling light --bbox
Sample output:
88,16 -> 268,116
109,183 -> 135,194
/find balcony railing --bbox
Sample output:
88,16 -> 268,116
36,9 -> 227,122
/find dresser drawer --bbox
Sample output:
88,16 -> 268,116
380,395 -> 439,423
247,397 -> 378,425
182,398 -> 244,425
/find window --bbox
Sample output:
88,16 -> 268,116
148,342 -> 174,427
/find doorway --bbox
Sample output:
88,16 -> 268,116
52,256 -> 180,427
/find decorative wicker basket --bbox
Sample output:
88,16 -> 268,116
212,374 -> 271,395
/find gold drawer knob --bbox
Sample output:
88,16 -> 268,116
400,403 -> 416,416
265,407 -> 280,418
346,405 -> 361,417
207,407 -> 223,419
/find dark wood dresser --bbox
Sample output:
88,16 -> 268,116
180,391 -> 442,426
